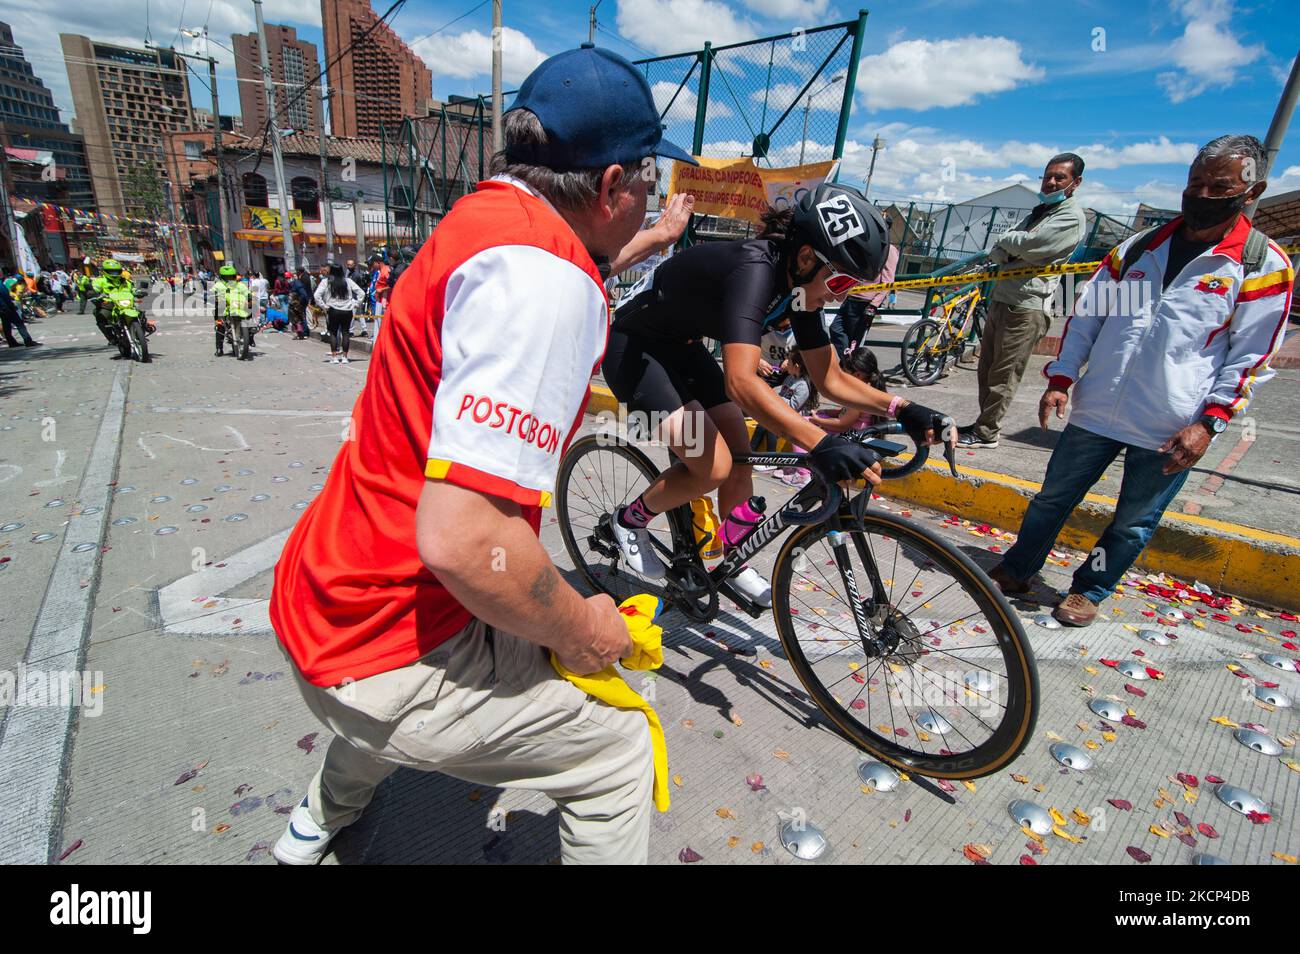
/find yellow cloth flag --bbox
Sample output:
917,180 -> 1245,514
551,594 -> 671,811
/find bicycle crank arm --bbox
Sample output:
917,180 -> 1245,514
716,579 -> 767,620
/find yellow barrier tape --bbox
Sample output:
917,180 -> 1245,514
848,242 -> 1300,296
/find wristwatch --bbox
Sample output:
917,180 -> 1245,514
1198,414 -> 1228,437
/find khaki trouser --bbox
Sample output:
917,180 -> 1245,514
971,300 -> 1051,441
286,618 -> 655,864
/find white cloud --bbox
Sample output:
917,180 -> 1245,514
412,27 -> 547,86
1156,0 -> 1265,103
855,36 -> 1043,111
616,0 -> 758,55
750,81 -> 843,113
741,0 -> 831,18
652,82 -> 731,123
824,125 -> 1199,214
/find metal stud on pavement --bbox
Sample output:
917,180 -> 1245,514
1253,685 -> 1292,707
1233,729 -> 1283,756
1089,698 -> 1125,722
1033,614 -> 1060,629
1117,660 -> 1148,679
963,670 -> 995,693
1137,629 -> 1170,646
856,761 -> 900,792
1008,800 -> 1053,835
1258,653 -> 1297,673
915,709 -> 953,734
779,820 -> 828,861
1214,784 -> 1269,817
1192,854 -> 1229,865
1050,742 -> 1093,771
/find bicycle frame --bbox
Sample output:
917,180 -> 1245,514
655,432 -> 912,620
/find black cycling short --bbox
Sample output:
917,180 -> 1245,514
603,328 -> 730,415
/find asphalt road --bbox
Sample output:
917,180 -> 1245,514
0,300 -> 1295,865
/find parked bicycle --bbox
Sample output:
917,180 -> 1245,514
900,271 -> 989,386
555,423 -> 1038,780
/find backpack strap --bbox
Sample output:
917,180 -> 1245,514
1118,226 -> 1162,281
1242,226 -> 1269,276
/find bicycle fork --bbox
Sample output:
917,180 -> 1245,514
825,513 -> 892,655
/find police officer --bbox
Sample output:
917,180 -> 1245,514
90,260 -> 127,346
213,264 -> 253,360
77,266 -> 96,314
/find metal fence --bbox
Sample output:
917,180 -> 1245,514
881,198 -> 1177,276
380,97 -> 490,246
380,15 -> 869,246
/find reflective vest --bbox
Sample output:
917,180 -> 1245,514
77,274 -> 93,293
215,279 -> 251,319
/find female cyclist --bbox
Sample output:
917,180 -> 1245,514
602,182 -> 953,606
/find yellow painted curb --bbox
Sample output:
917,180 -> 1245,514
583,384 -> 1300,610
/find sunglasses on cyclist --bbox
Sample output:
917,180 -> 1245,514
812,250 -> 862,295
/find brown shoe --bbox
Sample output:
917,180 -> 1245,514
1054,593 -> 1099,627
988,564 -> 1030,596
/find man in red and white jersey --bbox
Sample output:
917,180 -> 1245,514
269,45 -> 695,865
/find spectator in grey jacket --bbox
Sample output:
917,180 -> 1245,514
959,153 -> 1088,448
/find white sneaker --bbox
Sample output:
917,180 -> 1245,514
272,797 -> 341,865
324,356 -> 334,363
611,510 -> 667,580
732,565 -> 772,607
340,356 -> 350,364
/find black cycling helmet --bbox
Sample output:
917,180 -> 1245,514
789,182 -> 890,280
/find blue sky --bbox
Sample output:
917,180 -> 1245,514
8,0 -> 1300,215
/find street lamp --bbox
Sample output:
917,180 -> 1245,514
799,72 -> 845,166
863,134 -> 887,199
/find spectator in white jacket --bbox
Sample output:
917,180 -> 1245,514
314,264 -> 366,364
989,135 -> 1292,627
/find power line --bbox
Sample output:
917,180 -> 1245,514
405,0 -> 492,48
249,0 -> 407,176
596,23 -> 655,59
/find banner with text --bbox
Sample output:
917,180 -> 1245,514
244,206 -> 303,232
668,156 -> 838,227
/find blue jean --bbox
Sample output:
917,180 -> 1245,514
999,424 -> 1190,605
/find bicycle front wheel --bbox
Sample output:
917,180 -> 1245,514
901,319 -> 947,386
770,509 -> 1037,779
131,319 -> 150,362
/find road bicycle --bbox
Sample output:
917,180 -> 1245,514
900,279 -> 987,387
555,423 -> 1038,780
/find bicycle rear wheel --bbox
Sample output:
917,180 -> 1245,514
901,319 -> 947,386
769,509 -> 1037,779
555,434 -> 690,605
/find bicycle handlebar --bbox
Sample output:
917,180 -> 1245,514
780,423 -> 958,526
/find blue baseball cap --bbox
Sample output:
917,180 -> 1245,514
505,44 -> 698,171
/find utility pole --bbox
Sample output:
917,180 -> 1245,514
253,0 -> 297,272
799,73 -> 845,166
491,0 -> 503,154
864,134 -> 886,198
1250,48 -> 1300,219
319,86 -> 335,265
173,29 -> 235,270
588,1 -> 602,43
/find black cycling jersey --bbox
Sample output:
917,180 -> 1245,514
612,238 -> 829,350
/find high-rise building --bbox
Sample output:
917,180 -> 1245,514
321,0 -> 433,139
233,24 -> 322,136
59,34 -> 194,218
0,22 -> 95,210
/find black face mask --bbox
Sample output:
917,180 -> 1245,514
1181,189 -> 1251,231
